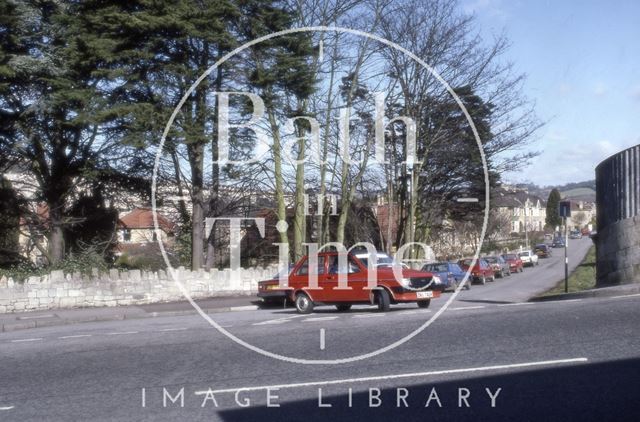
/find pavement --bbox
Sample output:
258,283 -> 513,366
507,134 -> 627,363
1,237 -> 597,333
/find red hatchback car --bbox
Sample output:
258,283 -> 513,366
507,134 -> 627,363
259,252 -> 442,314
458,258 -> 495,285
501,253 -> 524,273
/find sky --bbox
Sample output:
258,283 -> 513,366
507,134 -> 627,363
461,0 -> 640,186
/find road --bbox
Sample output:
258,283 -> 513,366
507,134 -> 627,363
456,237 -> 593,303
3,237 -> 639,421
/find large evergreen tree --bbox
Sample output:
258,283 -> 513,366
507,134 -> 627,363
546,188 -> 562,228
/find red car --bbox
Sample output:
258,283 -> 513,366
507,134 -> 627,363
458,258 -> 495,285
501,253 -> 524,273
259,252 -> 442,314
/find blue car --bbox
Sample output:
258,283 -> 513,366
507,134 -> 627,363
421,262 -> 470,291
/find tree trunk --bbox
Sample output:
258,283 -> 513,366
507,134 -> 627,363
48,201 -> 65,264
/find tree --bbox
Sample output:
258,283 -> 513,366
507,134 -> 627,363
546,189 -> 562,228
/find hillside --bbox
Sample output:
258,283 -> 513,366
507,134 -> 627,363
511,180 -> 596,202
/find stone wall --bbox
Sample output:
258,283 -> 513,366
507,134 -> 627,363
595,144 -> 640,286
595,216 -> 640,285
0,265 -> 278,313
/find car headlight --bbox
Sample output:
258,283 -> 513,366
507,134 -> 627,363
432,276 -> 442,285
400,278 -> 412,287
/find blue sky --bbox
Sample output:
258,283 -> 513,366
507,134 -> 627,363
461,0 -> 640,186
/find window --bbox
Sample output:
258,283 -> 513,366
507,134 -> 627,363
123,229 -> 131,242
297,256 -> 325,276
327,255 -> 360,274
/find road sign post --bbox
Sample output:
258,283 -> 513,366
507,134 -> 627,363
559,201 -> 571,293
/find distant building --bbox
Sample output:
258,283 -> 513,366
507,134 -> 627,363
493,188 -> 547,233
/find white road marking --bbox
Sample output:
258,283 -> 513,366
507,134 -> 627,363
303,317 -> 339,322
556,299 -> 583,303
0,406 -> 14,410
497,302 -> 535,307
353,313 -> 386,318
456,197 -> 479,203
16,314 -> 55,320
59,334 -> 92,339
195,357 -> 589,394
320,328 -> 325,350
253,319 -> 288,326
10,338 -> 42,343
230,305 -> 258,311
106,331 -> 139,336
252,314 -> 304,326
449,306 -> 485,311
158,327 -> 188,332
610,293 -> 640,299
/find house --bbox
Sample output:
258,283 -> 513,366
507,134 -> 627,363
493,188 -> 547,233
117,208 -> 175,245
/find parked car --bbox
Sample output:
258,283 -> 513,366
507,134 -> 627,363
569,230 -> 582,239
501,253 -> 524,273
518,250 -> 539,267
534,243 -> 552,258
551,238 -> 565,248
458,258 -> 495,285
483,256 -> 511,278
273,252 -> 442,314
581,227 -> 591,236
422,262 -> 470,291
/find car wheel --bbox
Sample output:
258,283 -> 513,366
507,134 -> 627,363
335,304 -> 352,312
465,279 -> 471,290
295,292 -> 314,314
417,299 -> 431,309
519,267 -> 523,273
507,270 -> 511,276
480,276 -> 486,285
375,289 -> 391,312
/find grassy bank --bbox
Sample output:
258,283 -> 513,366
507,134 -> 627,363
541,245 -> 596,296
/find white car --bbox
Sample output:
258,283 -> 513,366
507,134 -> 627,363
518,250 -> 539,267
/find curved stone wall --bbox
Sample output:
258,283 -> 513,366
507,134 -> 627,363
595,144 -> 640,286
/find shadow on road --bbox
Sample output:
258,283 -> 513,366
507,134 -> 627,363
216,358 -> 640,421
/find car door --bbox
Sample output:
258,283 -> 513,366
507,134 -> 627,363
323,254 -> 368,302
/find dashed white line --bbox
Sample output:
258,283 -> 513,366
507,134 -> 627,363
106,331 -> 139,336
303,316 -> 339,322
353,313 -> 386,318
195,357 -> 589,394
557,299 -> 583,303
0,406 -> 14,411
59,334 -> 92,339
10,338 -> 42,343
449,306 -> 485,311
158,327 -> 188,332
320,328 -> 325,350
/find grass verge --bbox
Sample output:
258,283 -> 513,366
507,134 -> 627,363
541,245 -> 596,296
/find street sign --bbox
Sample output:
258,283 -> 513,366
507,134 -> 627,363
559,201 -> 572,218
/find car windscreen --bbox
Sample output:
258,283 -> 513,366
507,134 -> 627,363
503,254 -> 517,260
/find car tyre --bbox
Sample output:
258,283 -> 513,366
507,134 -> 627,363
417,299 -> 431,309
465,279 -> 471,290
295,292 -> 314,314
375,289 -> 391,312
335,304 -> 352,312
480,276 -> 486,285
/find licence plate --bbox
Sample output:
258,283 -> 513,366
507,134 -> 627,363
417,291 -> 433,299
